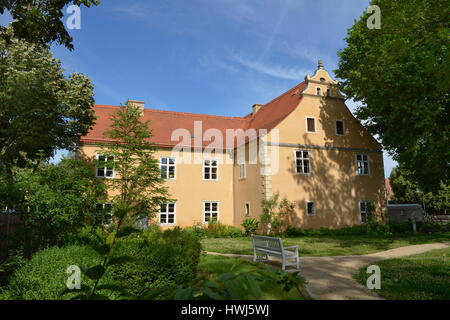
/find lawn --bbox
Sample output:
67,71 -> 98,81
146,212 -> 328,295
197,253 -> 312,300
354,247 -> 450,300
201,232 -> 450,257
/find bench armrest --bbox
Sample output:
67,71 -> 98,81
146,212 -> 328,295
284,246 -> 298,250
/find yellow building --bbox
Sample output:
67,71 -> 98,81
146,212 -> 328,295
79,61 -> 386,229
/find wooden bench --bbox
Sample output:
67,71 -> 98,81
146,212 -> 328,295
251,235 -> 299,271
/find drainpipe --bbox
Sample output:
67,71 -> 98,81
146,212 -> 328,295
232,149 -> 236,226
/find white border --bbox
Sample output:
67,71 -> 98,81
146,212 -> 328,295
159,156 -> 177,180
294,149 -> 312,175
158,202 -> 177,226
95,154 -> 115,179
203,201 -> 220,223
203,158 -> 219,181
355,153 -> 370,176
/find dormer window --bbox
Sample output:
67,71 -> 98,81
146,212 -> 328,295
320,77 -> 326,82
316,88 -> 321,96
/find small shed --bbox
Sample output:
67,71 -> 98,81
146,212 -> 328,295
387,204 -> 424,223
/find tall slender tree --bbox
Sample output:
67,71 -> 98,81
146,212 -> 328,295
96,103 -> 171,227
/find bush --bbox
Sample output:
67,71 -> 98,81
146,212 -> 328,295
0,245 -> 119,300
109,227 -> 201,298
285,221 -> 450,237
60,225 -> 108,247
242,218 -> 259,236
0,228 -> 202,300
183,222 -> 244,239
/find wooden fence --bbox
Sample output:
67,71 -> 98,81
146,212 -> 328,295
0,213 -> 20,259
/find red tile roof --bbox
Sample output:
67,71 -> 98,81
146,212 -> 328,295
81,81 -> 306,149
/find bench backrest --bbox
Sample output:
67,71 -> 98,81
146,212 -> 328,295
251,235 -> 284,252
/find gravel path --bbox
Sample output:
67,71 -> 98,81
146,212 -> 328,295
204,241 -> 450,300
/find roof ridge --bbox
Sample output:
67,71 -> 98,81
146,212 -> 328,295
262,81 -> 305,107
143,108 -> 248,120
93,104 -> 248,121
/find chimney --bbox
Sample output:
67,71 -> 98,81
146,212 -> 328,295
252,104 -> 263,116
127,100 -> 145,116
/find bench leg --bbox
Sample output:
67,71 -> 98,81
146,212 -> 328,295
282,256 -> 286,271
253,249 -> 257,263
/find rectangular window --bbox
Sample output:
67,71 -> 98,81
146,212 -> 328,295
306,202 -> 315,216
160,157 -> 176,179
238,163 -> 246,179
356,154 -> 370,175
203,159 -> 218,180
295,150 -> 311,174
336,120 -> 344,135
359,201 -> 374,223
245,203 -> 250,217
94,203 -> 113,226
96,155 -> 114,178
204,201 -> 219,223
159,203 -> 176,225
306,117 -> 316,133
326,88 -> 331,97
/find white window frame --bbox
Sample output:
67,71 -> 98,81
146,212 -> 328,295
203,159 -> 219,181
96,154 -> 115,179
294,150 -> 311,175
94,203 -> 113,227
160,157 -> 176,180
359,200 -> 374,224
245,203 -> 250,217
238,163 -> 246,180
159,202 -> 176,226
305,117 -> 316,133
335,120 -> 345,136
356,153 -> 370,175
306,201 -> 315,216
203,201 -> 219,224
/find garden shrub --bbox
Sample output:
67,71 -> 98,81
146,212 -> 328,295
285,221 -> 450,237
183,222 -> 244,239
60,225 -> 108,247
242,218 -> 259,236
108,227 -> 201,298
0,228 -> 202,300
0,245 -> 120,300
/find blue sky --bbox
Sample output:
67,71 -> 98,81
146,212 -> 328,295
0,0 -> 397,177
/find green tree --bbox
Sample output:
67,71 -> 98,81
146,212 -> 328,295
0,0 -> 100,50
0,30 -> 96,168
390,166 -> 449,215
60,103 -> 172,299
260,193 -> 296,235
96,103 -> 171,227
0,156 -> 107,256
335,0 -> 449,192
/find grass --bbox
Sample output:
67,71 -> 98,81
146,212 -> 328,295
354,247 -> 450,300
201,232 -> 450,257
197,254 -> 312,300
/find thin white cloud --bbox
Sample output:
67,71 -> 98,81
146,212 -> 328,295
231,52 -> 311,81
198,54 -> 239,74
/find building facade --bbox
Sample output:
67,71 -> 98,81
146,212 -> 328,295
78,62 -> 387,229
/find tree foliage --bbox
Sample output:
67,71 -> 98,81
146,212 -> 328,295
0,156 -> 107,256
0,30 -> 96,168
260,192 -> 296,235
96,103 -> 171,226
335,0 -> 449,192
390,166 -> 449,215
0,0 -> 100,50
